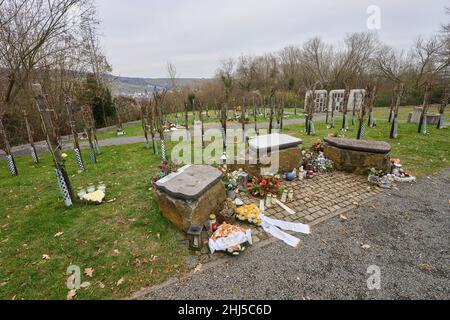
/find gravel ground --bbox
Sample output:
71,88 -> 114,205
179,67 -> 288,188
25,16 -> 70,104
138,168 -> 450,300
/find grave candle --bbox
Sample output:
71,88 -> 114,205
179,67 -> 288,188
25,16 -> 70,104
272,195 -> 278,206
288,189 -> 294,202
281,190 -> 288,203
266,194 -> 273,208
98,182 -> 106,193
209,214 -> 217,232
77,188 -> 86,200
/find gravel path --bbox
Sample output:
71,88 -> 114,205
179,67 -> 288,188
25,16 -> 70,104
137,168 -> 450,300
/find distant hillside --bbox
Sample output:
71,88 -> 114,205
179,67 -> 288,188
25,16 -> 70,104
109,75 -> 210,96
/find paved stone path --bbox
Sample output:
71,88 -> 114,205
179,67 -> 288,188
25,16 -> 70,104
135,168 -> 450,300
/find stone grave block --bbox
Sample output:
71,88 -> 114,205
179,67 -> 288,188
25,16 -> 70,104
408,107 -> 441,125
230,134 -> 303,176
154,165 -> 226,232
323,137 -> 391,174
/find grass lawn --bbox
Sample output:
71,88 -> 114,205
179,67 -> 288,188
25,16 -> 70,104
1,111 -> 448,300
0,142 -> 187,300
95,109 -> 304,141
372,105 -> 450,122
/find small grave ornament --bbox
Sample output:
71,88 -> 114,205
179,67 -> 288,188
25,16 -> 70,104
187,224 -> 203,251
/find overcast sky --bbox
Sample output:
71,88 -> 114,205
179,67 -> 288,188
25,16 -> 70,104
95,0 -> 449,78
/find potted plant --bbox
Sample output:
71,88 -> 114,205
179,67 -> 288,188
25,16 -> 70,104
223,175 -> 238,199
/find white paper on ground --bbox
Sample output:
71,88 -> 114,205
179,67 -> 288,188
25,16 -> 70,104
260,214 -> 310,248
274,199 -> 296,215
261,221 -> 301,248
261,215 -> 311,234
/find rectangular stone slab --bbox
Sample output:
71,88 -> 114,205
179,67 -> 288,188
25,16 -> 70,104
323,137 -> 391,154
249,134 -> 302,152
155,165 -> 223,201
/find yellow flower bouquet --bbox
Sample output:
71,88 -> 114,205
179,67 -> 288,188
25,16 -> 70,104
236,204 -> 262,226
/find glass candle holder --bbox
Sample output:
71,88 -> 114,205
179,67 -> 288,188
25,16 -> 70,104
272,195 -> 278,206
77,188 -> 86,200
266,194 -> 273,208
288,189 -> 294,202
281,190 -> 288,203
98,182 -> 106,193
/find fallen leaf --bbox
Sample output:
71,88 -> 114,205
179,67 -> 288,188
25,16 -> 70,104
156,233 -> 160,239
339,214 -> 348,221
42,254 -> 51,260
67,290 -> 77,300
419,262 -> 433,271
361,244 -> 371,250
194,264 -> 202,273
116,278 -> 124,286
80,281 -> 91,289
54,232 -> 64,238
113,249 -> 120,255
84,268 -> 94,278
97,281 -> 105,289
352,202 -> 360,206
106,198 -> 117,203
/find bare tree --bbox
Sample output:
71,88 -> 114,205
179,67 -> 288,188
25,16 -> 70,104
410,36 -> 450,89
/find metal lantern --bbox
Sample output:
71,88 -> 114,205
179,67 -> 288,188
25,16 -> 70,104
220,153 -> 227,165
187,224 -> 203,250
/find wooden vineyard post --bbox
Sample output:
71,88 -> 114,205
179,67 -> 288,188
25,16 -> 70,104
81,105 -> 97,164
390,83 -> 405,139
221,89 -> 229,152
184,100 -> 189,130
357,84 -> 372,140
306,82 -> 320,135
88,107 -> 101,154
199,100 -> 205,148
269,94 -> 274,134
280,96 -> 285,132
115,102 -> 124,135
367,85 -> 377,128
65,96 -> 85,171
437,84 -> 449,129
241,97 -> 246,141
351,93 -> 358,126
418,82 -> 432,134
140,102 -> 150,149
388,85 -> 398,123
23,110 -> 39,164
32,84 -> 74,207
253,96 -> 258,135
154,90 -> 167,161
0,113 -> 18,176
342,87 -> 350,131
148,100 -> 158,155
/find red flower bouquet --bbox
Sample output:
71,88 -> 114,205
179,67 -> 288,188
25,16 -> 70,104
247,176 -> 282,198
